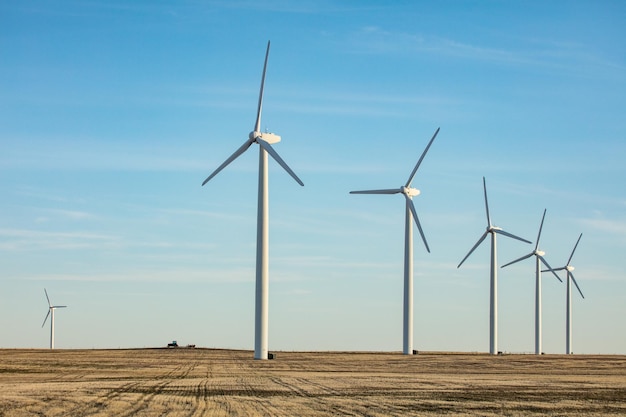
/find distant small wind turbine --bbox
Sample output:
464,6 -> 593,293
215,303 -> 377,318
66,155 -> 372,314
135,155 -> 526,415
350,127 -> 439,355
501,209 -> 562,355
41,288 -> 66,350
542,233 -> 584,354
457,177 -> 531,355
201,41 -> 303,360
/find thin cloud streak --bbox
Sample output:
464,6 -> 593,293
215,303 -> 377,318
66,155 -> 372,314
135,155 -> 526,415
344,26 -> 624,77
21,268 -> 255,283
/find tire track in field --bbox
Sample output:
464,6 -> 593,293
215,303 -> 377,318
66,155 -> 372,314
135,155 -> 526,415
271,374 -> 411,416
61,362 -> 196,417
114,363 -> 196,417
268,375 -> 368,416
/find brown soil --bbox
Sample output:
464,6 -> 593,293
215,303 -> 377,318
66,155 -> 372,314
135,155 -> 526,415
0,349 -> 624,416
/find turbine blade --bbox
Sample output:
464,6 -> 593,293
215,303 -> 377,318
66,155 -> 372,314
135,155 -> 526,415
483,177 -> 491,227
42,309 -> 50,328
501,252 -> 533,268
405,127 -> 439,187
257,138 -> 304,186
538,256 -> 563,282
535,209 -> 547,251
458,231 -> 489,268
350,188 -> 402,195
44,288 -> 51,307
567,233 -> 583,265
495,229 -> 532,244
570,272 -> 585,299
254,41 -> 271,133
405,195 -> 430,253
542,266 -> 565,273
54,305 -> 67,308
201,139 -> 254,186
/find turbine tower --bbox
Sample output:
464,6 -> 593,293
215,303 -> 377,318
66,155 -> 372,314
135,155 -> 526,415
350,127 -> 439,355
201,41 -> 303,360
501,209 -> 562,355
543,233 -> 584,354
457,177 -> 531,355
41,288 -> 66,350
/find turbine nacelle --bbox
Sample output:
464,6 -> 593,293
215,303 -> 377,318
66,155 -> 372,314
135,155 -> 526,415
402,186 -> 420,198
249,131 -> 281,144
488,225 -> 503,232
566,265 -> 575,272
535,250 -> 546,257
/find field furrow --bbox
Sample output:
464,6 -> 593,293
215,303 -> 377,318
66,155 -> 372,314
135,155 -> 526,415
0,349 -> 624,416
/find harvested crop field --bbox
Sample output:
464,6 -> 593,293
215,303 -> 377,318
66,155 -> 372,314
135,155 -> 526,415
0,349 -> 624,416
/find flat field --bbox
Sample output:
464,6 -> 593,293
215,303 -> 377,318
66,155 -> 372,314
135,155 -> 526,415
0,349 -> 624,416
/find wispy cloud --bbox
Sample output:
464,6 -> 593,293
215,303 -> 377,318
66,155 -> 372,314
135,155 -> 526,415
207,0 -> 379,14
577,218 -> 626,238
22,267 -> 254,283
0,228 -> 119,250
343,26 -> 625,77
45,209 -> 96,220
0,134 -> 209,172
345,26 -> 525,64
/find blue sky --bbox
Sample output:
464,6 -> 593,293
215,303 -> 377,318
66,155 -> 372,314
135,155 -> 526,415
1,0 -> 625,354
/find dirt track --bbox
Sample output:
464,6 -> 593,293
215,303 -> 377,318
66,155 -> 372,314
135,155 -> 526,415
0,348 -> 624,416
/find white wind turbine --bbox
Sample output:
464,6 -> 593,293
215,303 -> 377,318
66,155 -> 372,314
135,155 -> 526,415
457,177 -> 531,355
201,41 -> 303,360
350,127 -> 439,355
543,233 -> 584,354
501,209 -> 562,355
41,288 -> 67,350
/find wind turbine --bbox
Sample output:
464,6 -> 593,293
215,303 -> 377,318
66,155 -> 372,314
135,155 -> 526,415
457,177 -> 531,355
41,288 -> 66,350
201,41 -> 303,360
350,127 -> 439,355
501,209 -> 562,355
543,233 -> 584,354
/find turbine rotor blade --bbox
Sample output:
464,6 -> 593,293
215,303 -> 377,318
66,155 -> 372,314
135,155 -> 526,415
458,230 -> 489,268
483,177 -> 491,227
42,309 -> 51,328
405,127 -> 440,187
567,233 -> 583,265
44,288 -> 51,307
542,266 -> 566,273
405,195 -> 430,253
569,272 -> 585,299
350,188 -> 402,195
501,252 -> 533,268
255,41 -> 271,133
53,305 -> 67,308
535,209 -> 547,251
257,138 -> 304,186
202,138 -> 255,186
538,256 -> 563,282
495,229 -> 532,244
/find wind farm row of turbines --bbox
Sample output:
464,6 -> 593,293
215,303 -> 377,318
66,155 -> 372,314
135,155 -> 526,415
43,41 -> 586,358
198,41 -> 586,360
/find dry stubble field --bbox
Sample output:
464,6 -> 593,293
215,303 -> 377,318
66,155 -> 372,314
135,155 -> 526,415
0,348 -> 624,416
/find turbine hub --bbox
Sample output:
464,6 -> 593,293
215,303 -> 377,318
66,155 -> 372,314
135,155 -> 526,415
250,130 -> 281,144
402,186 -> 420,197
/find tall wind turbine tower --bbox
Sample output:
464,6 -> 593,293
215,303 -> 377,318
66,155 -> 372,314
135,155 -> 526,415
543,233 -> 584,354
350,127 -> 439,355
41,288 -> 67,350
201,41 -> 303,360
501,209 -> 562,354
457,177 -> 531,355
